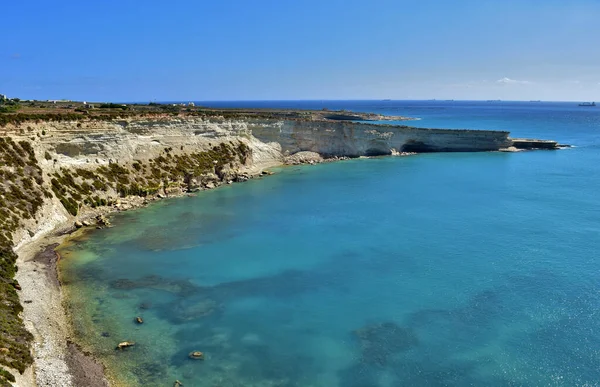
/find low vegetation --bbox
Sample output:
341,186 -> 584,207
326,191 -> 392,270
0,99 -> 310,128
0,137 -> 47,246
49,141 -> 250,214
0,132 -> 251,384
0,137 -> 42,384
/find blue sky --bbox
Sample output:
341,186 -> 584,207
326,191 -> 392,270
2,0 -> 599,101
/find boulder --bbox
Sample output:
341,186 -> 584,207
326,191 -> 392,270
284,151 -> 323,165
188,351 -> 204,360
96,214 -> 111,227
135,316 -> 144,324
82,220 -> 91,227
116,341 -> 135,350
74,221 -> 83,228
234,173 -> 250,182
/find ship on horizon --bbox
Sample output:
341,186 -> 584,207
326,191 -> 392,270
578,102 -> 596,107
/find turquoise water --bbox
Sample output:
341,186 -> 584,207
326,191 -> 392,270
59,102 -> 600,386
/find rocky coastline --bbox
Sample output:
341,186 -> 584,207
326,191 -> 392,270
0,114 -> 561,386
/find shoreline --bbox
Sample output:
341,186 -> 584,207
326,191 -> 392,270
13,161 -> 289,386
14,220 -> 109,386
12,155 -> 362,386
10,147 -> 547,386
13,182 -> 228,386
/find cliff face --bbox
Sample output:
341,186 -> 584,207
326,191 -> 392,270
4,118 -> 512,170
252,120 -> 512,156
0,116 -> 543,252
1,116 -> 520,248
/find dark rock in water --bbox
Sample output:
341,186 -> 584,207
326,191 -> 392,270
110,275 -> 199,295
101,332 -> 110,338
96,214 -> 111,227
234,173 -> 250,182
132,361 -> 167,385
338,361 -> 381,387
354,322 -> 418,366
111,278 -> 138,290
171,297 -> 220,323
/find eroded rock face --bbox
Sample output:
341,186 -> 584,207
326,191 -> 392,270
253,120 -> 512,157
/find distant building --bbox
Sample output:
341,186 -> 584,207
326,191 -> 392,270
0,94 -> 7,101
188,102 -> 195,107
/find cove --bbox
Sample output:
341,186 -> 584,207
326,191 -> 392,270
58,150 -> 600,386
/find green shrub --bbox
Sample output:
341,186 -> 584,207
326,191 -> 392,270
60,197 -> 78,216
0,366 -> 16,383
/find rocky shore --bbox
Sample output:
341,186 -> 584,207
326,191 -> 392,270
12,167 -> 274,387
0,113 -> 561,386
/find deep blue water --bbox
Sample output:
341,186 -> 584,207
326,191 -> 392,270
59,101 -> 600,386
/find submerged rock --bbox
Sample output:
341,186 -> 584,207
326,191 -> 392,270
135,316 -> 144,324
110,275 -> 198,295
132,361 -> 167,385
172,297 -> 219,322
111,279 -> 138,290
353,322 -> 418,366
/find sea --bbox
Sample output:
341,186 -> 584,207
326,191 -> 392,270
58,101 -> 600,386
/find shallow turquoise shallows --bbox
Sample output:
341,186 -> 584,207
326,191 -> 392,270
59,101 -> 600,386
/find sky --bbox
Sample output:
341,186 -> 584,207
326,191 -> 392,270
2,0 -> 600,102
